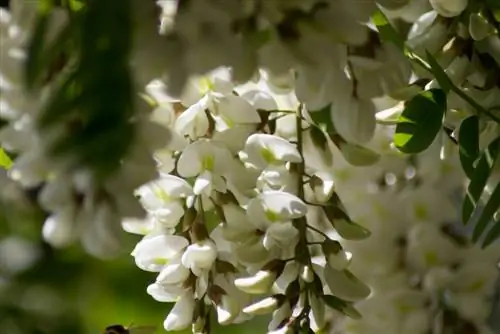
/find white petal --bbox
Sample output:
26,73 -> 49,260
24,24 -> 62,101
213,94 -> 261,124
175,97 -> 210,139
133,235 -> 189,272
193,170 -> 212,195
181,240 -> 218,272
217,294 -> 241,325
122,217 -> 156,235
153,175 -> 194,198
240,90 -> 278,111
147,282 -> 185,302
234,270 -> 276,294
157,263 -> 190,285
244,133 -> 302,169
247,190 -> 308,225
164,291 -> 195,331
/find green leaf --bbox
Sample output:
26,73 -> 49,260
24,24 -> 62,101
473,181 -> 500,243
394,89 -> 446,154
0,148 -> 13,170
309,104 -> 334,134
459,116 -> 480,179
322,295 -> 361,319
336,142 -> 380,166
309,125 -> 328,151
482,219 -> 500,248
25,13 -> 49,91
462,137 -> 500,225
425,51 -> 453,94
372,9 -> 406,52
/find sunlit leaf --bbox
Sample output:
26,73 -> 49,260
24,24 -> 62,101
394,89 -> 446,153
0,148 -> 13,170
372,9 -> 406,53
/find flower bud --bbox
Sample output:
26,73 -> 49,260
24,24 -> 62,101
42,211 -> 78,248
300,265 -> 314,283
216,294 -> 241,325
243,295 -> 285,316
234,270 -> 277,295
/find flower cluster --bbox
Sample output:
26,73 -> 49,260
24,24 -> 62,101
327,133 -> 500,334
126,67 -> 379,333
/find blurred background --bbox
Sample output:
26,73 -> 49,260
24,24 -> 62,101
0,170 -> 268,334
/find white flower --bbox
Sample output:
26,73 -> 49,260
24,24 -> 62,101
181,239 -> 218,274
216,294 -> 241,325
157,261 -> 191,285
176,139 -> 231,195
147,282 -> 186,303
174,95 -> 210,139
132,235 -> 189,272
243,133 -> 302,170
235,270 -> 277,295
164,291 -> 196,331
210,93 -> 261,127
246,190 -> 308,230
136,175 -> 193,228
42,210 -> 78,248
243,296 -> 281,316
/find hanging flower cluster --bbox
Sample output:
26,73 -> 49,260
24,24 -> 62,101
125,67 -> 381,333
326,133 -> 500,334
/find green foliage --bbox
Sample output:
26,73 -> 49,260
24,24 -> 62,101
425,52 -> 453,94
0,148 -> 13,169
26,0 -> 136,181
372,9 -> 407,54
394,89 -> 446,154
459,116 -> 480,179
462,137 -> 500,228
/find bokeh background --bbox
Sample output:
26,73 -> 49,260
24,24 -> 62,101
0,169 -> 268,334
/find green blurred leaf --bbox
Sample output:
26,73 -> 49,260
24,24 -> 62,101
459,116 -> 480,179
473,181 -> 500,243
309,125 -> 328,151
0,148 -> 13,169
322,295 -> 361,319
425,51 -> 453,94
462,137 -> 500,224
483,219 -> 500,248
372,9 -> 406,53
394,89 -> 446,153
309,105 -> 334,133
25,13 -> 49,91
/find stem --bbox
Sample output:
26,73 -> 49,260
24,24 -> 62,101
306,224 -> 330,240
